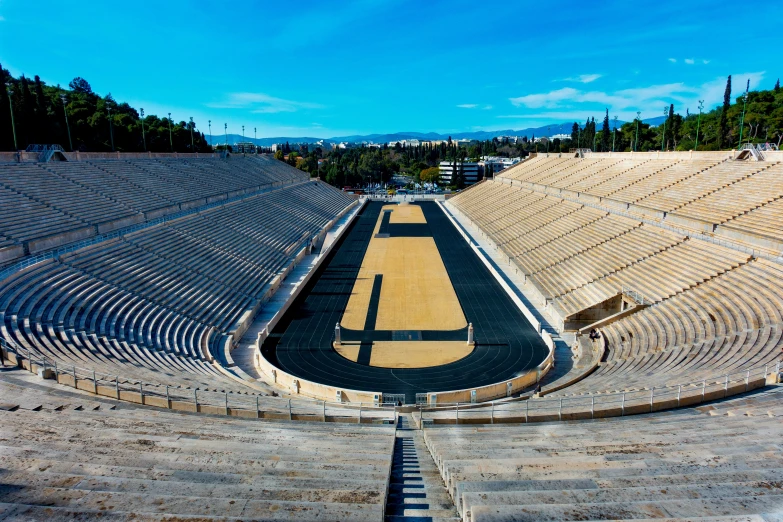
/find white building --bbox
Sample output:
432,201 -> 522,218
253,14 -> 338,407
439,161 -> 481,186
550,133 -> 571,141
479,156 -> 522,176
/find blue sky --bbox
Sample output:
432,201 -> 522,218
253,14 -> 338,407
1,0 -> 780,138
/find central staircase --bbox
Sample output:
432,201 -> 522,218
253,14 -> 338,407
386,415 -> 459,521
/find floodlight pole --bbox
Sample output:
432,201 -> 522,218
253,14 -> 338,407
189,117 -> 194,151
107,106 -> 115,152
546,126 -> 550,154
254,127 -> 257,153
661,106 -> 668,152
60,93 -> 73,152
224,123 -> 228,150
168,112 -> 173,152
612,116 -> 618,152
208,120 -> 212,149
695,100 -> 704,150
6,84 -> 18,155
634,111 -> 641,152
140,108 -> 146,152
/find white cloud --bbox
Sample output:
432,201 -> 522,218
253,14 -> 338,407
482,105 -> 493,110
507,72 -> 766,121
668,58 -> 677,63
0,16 -> 5,21
456,104 -> 478,109
207,92 -> 324,113
560,74 -> 602,84
685,58 -> 695,65
703,60 -> 710,65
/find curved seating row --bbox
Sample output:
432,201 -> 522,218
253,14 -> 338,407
0,156 -> 309,262
424,386 -> 783,522
0,180 -> 354,392
0,373 -> 395,521
450,155 -> 783,405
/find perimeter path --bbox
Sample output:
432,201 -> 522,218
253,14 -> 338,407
232,200 -> 365,383
442,200 -> 583,391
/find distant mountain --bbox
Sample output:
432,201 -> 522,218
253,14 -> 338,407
207,117 -> 669,147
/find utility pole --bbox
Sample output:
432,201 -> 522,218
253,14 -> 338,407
168,112 -> 173,152
6,84 -> 18,154
140,108 -> 146,151
635,111 -> 641,152
612,115 -> 618,152
189,117 -> 194,151
60,93 -> 73,152
695,100 -> 704,150
107,106 -> 115,152
737,79 -> 750,150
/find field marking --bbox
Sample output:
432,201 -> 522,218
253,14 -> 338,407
341,204 -> 467,331
334,340 -> 473,368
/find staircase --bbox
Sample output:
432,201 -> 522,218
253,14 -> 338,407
385,415 -> 459,522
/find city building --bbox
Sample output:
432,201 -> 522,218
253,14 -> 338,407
438,161 -> 481,186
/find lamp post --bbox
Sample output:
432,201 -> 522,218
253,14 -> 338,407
592,133 -> 597,152
224,123 -> 228,151
737,79 -> 750,150
189,117 -> 194,151
107,106 -> 115,152
695,100 -> 704,150
254,127 -> 257,153
612,115 -> 618,152
634,111 -> 641,152
139,108 -> 147,151
60,94 -> 73,152
168,112 -> 173,152
6,84 -> 18,152
208,120 -> 212,149
661,106 -> 668,152
577,127 -> 581,149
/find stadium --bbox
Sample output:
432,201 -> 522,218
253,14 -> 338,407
2,146 -> 783,521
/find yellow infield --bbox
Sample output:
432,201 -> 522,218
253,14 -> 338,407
334,341 -> 474,368
340,204 -> 467,331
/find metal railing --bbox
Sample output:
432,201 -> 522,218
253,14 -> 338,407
0,336 -> 396,424
419,361 -> 780,425
621,286 -> 651,305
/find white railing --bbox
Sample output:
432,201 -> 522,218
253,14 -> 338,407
0,336 -> 396,424
419,361 -> 780,425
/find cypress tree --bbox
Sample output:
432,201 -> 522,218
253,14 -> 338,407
775,79 -> 780,93
571,122 -> 579,145
718,75 -> 731,148
601,109 -> 610,152
34,76 -> 50,144
0,63 -> 11,151
20,76 -> 36,147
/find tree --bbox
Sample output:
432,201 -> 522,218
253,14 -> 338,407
274,149 -> 284,161
68,77 -> 93,94
718,75 -> 731,148
419,167 -> 440,184
601,109 -> 610,152
775,79 -> 780,93
571,122 -> 579,146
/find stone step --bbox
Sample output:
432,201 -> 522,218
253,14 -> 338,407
385,418 -> 459,522
470,495 -> 783,522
